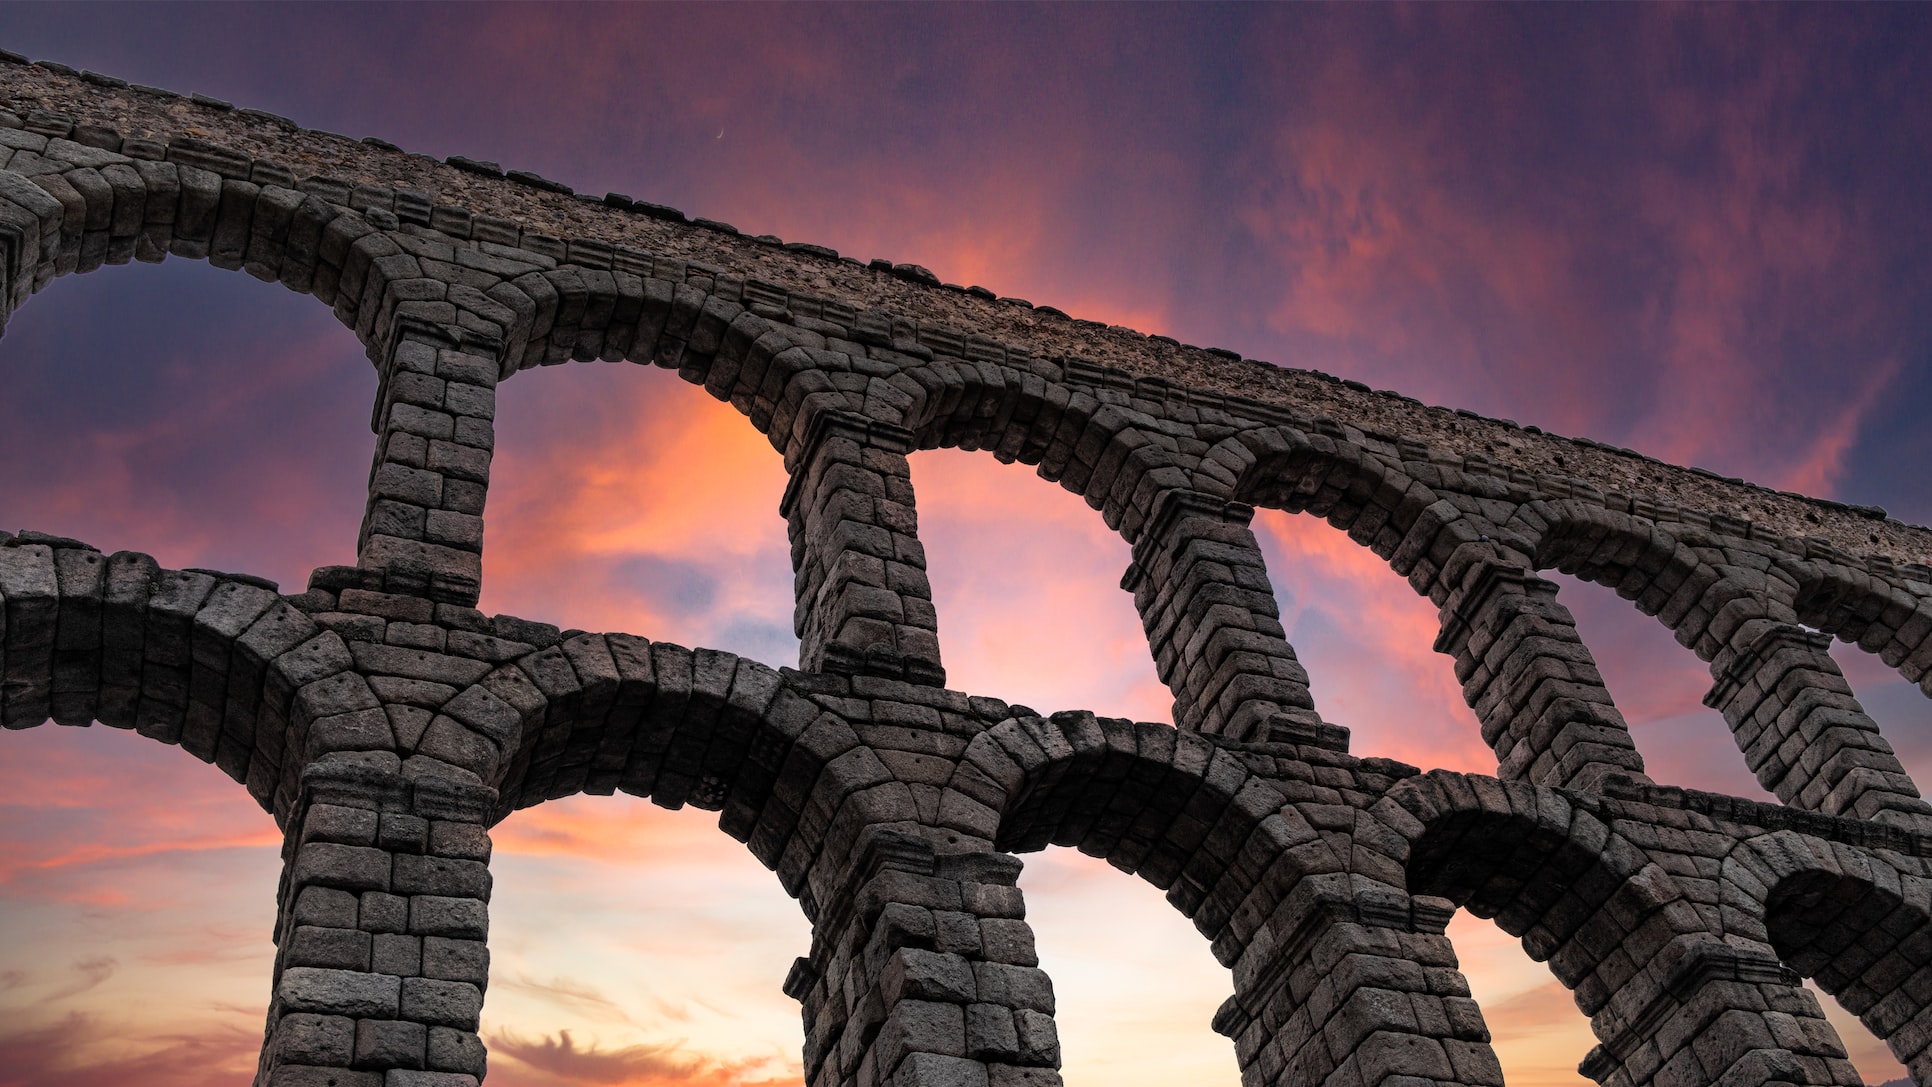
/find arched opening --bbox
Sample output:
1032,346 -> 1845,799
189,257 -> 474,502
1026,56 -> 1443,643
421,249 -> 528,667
1404,796 -> 1609,1087
1764,866 -> 1921,1085
1823,636 -> 1932,791
1018,847 -> 1238,1085
1249,507 -> 1491,773
481,362 -> 797,669
0,723 -> 281,1086
914,450 -> 1228,1081
1811,986 -> 1912,1086
0,252 -> 371,588
0,256 -> 372,1083
1544,570 -> 1767,798
1442,910 -> 1599,1085
975,715 -> 1273,1086
482,794 -> 811,1086
912,448 -> 1166,719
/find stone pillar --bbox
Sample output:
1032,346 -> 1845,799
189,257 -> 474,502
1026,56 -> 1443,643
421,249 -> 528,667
1435,561 -> 1649,791
782,410 -> 944,687
1123,491 -> 1334,746
357,319 -> 498,608
1578,941 -> 1859,1087
1705,622 -> 1932,831
789,830 -> 1061,1087
258,758 -> 495,1087
1215,885 -> 1503,1087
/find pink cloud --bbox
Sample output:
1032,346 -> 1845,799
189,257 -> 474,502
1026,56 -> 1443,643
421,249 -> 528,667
5,10 -> 1931,1087
0,1012 -> 261,1087
0,729 -> 281,910
1253,509 -> 1493,773
914,449 -> 1171,720
479,362 -> 794,651
488,1028 -> 800,1087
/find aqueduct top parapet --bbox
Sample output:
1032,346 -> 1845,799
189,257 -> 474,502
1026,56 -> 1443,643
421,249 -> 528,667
0,52 -> 1922,566
7,51 -> 1932,1087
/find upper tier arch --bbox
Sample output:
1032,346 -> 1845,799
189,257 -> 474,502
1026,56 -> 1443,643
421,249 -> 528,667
7,81 -> 1932,828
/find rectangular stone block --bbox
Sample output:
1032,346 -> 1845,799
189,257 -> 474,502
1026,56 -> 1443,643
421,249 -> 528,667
372,933 -> 423,977
392,854 -> 490,899
292,886 -> 360,930
272,1012 -> 355,1066
422,936 -> 489,985
884,947 -> 976,1004
427,822 -> 493,863
400,977 -> 483,1029
360,891 -> 410,934
426,1026 -> 487,1076
889,1051 -> 988,1087
276,967 -> 401,1018
287,925 -> 373,971
355,1018 -> 427,1070
294,843 -> 392,892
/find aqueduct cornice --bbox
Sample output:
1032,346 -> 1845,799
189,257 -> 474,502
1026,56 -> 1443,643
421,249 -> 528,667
5,52 -> 1932,1087
1,53 -> 1922,566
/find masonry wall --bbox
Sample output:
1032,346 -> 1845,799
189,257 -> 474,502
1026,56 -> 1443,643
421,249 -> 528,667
6,54 -> 1932,1087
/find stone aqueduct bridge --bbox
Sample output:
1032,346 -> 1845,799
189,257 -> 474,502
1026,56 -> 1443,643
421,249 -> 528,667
5,55 -> 1932,1087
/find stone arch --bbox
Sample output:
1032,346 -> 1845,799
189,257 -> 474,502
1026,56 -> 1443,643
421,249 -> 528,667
437,636 -> 912,918
0,143 -> 537,611
1518,500 -> 1706,612
1197,431 -> 1654,789
938,714 -> 1511,1087
938,711 -> 1302,956
1780,551 -> 1932,692
898,366 -> 1195,540
493,258 -> 871,455
1512,499 -> 1803,666
1732,829 -> 1932,1083
1195,424 -> 1443,564
0,146 -> 531,364
1518,503 -> 1932,826
1383,772 -> 1862,1086
1512,499 -> 1780,663
1384,772 -> 1658,999
0,534 -> 370,825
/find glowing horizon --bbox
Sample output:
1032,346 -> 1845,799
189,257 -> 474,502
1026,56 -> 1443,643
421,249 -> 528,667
4,5 -> 1932,1086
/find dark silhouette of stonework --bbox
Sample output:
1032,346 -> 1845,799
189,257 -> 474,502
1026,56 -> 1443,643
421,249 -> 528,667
5,53 -> 1932,1087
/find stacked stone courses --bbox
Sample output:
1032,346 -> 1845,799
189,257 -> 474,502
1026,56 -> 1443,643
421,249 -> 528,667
8,53 -> 1932,1087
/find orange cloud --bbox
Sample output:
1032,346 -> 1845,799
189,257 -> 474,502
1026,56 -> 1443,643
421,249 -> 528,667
7,11 -> 1932,1087
1252,509 -> 1493,773
493,795 -> 751,869
489,1028 -> 801,1087
913,449 -> 1171,720
480,362 -> 795,655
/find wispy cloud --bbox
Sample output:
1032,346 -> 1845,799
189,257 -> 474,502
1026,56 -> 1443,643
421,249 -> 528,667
42,958 -> 117,1003
0,1012 -> 261,1087
1,7 -> 1929,1087
488,1028 -> 801,1087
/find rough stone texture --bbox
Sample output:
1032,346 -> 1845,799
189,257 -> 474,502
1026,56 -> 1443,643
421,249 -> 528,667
8,55 -> 1932,1087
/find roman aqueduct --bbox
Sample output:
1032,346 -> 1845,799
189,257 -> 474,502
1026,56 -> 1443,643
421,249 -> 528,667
5,53 -> 1932,1087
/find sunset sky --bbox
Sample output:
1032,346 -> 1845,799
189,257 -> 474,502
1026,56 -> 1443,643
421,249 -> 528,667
3,5 -> 1932,1086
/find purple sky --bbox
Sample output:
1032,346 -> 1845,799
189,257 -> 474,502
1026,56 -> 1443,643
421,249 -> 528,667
2,5 -> 1930,1085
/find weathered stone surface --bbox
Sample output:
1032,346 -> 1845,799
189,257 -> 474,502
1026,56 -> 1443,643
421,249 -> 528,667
10,57 -> 1932,1087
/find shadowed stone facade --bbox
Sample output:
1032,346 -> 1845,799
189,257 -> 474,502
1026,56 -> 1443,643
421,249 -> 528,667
6,53 -> 1932,1087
